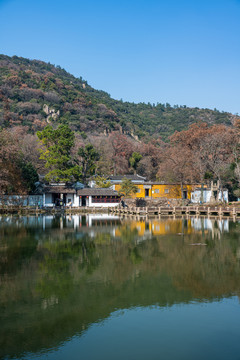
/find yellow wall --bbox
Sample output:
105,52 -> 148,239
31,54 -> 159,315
129,219 -> 194,236
114,183 -> 196,199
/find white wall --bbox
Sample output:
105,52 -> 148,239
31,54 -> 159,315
44,193 -> 53,206
191,190 -> 228,203
218,190 -> 228,203
65,194 -> 74,206
88,196 -> 119,207
44,193 -> 79,207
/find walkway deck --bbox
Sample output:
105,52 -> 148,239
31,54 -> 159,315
109,206 -> 240,217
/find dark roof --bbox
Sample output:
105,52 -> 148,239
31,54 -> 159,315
137,182 -> 207,186
44,186 -> 76,194
77,188 -> 120,196
193,187 -> 228,191
109,174 -> 146,181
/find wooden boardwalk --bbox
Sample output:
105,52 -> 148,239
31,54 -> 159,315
109,205 -> 240,218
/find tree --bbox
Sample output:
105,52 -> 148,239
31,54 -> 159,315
138,140 -> 164,180
198,129 -> 233,197
231,119 -> 240,196
0,128 -> 38,194
157,123 -> 235,200
0,129 -> 23,193
37,125 -> 81,182
129,152 -> 142,174
77,144 -> 100,184
19,161 -> 39,193
157,144 -> 195,199
107,132 -> 134,175
118,177 -> 138,197
95,175 -> 111,188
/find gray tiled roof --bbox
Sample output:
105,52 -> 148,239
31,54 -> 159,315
43,186 -> 76,194
77,188 -> 120,196
109,174 -> 146,181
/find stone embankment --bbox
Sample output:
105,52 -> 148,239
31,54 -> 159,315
109,205 -> 240,217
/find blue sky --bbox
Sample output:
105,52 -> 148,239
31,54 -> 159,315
0,0 -> 240,114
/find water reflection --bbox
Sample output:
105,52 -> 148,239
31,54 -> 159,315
0,213 -> 232,239
1,215 -> 240,359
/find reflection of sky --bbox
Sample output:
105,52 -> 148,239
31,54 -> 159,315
21,297 -> 240,360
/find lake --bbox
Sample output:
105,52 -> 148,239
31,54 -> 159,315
1,214 -> 240,360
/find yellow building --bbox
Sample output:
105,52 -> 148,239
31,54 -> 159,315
109,175 -> 207,200
113,182 -> 196,200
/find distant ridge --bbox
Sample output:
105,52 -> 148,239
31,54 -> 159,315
0,54 -> 238,140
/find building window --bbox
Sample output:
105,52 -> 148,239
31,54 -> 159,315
164,189 -> 169,194
137,188 -> 141,193
92,196 -> 120,203
155,189 -> 159,194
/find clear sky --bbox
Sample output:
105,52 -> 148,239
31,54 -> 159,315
0,0 -> 240,114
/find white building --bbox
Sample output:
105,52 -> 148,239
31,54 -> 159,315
42,184 -> 79,207
191,188 -> 228,204
77,188 -> 120,207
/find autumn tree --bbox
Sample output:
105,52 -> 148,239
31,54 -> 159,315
230,119 -> 240,197
157,144 -> 195,199
0,128 -> 38,194
137,140 -> 164,180
158,123 -> 235,199
107,132 -> 134,175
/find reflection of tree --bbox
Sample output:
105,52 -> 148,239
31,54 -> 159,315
36,236 -> 99,298
0,226 -> 37,275
1,217 -> 240,359
117,223 -> 139,242
129,246 -> 142,264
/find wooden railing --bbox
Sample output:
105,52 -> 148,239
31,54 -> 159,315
109,206 -> 240,217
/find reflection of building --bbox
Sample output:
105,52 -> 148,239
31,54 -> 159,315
41,214 -> 121,238
126,217 -> 230,238
1,214 -> 231,242
191,217 -> 229,238
128,219 -> 192,236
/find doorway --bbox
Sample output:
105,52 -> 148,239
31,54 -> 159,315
145,189 -> 149,197
82,196 -> 86,206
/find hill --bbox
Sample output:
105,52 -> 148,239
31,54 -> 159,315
0,54 -> 238,140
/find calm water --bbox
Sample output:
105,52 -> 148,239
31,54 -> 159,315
1,214 -> 240,360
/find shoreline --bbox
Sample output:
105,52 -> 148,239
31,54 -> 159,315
1,204 -> 240,218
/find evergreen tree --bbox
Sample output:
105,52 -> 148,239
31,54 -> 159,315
118,177 -> 138,197
129,152 -> 142,174
95,175 -> 111,188
37,125 -> 81,182
77,144 -> 100,184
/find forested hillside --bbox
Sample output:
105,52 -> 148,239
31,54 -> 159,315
0,54 -> 238,140
1,54 -> 240,199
